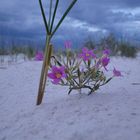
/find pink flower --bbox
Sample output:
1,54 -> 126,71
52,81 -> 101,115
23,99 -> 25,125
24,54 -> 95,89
79,47 -> 96,61
64,41 -> 72,49
113,68 -> 122,77
48,66 -> 66,84
35,52 -> 44,61
101,57 -> 110,70
103,49 -> 111,55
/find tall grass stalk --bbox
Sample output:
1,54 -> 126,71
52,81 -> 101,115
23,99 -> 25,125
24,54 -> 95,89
36,0 -> 77,105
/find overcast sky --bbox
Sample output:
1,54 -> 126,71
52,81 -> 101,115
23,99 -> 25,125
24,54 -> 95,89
0,0 -> 140,46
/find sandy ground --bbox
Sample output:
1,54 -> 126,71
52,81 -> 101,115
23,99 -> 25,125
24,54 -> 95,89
0,56 -> 140,140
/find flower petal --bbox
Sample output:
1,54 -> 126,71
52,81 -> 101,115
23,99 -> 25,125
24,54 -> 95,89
113,68 -> 122,77
48,73 -> 56,79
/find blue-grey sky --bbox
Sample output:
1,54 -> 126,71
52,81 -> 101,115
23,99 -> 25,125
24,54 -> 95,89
0,0 -> 140,46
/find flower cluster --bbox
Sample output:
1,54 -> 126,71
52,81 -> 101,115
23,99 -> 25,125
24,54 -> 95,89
48,41 -> 122,95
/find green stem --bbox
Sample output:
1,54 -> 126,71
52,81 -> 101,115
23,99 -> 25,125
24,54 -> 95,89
48,0 -> 53,29
38,0 -> 50,34
36,35 -> 51,105
68,85 -> 92,95
50,0 -> 59,32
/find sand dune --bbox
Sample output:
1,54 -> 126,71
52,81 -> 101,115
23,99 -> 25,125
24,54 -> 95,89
0,56 -> 140,140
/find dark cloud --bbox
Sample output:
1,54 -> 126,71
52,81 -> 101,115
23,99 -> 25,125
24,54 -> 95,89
0,0 -> 140,45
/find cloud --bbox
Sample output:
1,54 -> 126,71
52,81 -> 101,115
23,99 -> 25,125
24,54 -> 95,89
0,0 -> 140,45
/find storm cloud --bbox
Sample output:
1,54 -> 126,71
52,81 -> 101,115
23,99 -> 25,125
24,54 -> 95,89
0,0 -> 140,45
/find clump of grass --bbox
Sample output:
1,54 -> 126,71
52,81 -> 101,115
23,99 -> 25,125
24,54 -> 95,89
25,46 -> 36,60
0,46 -> 6,64
84,33 -> 138,58
118,42 -> 137,58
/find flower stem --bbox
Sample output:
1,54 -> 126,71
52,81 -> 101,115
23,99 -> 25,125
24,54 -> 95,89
68,85 -> 93,95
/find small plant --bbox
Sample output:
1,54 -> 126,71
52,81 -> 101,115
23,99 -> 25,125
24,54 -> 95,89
48,42 -> 122,95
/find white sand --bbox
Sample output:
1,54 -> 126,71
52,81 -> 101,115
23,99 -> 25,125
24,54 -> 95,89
0,56 -> 140,140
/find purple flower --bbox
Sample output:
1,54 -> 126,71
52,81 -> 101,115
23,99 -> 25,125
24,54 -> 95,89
103,49 -> 111,55
35,52 -> 44,61
113,68 -> 122,77
48,66 -> 66,84
79,47 -> 96,61
64,41 -> 72,49
101,57 -> 110,70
